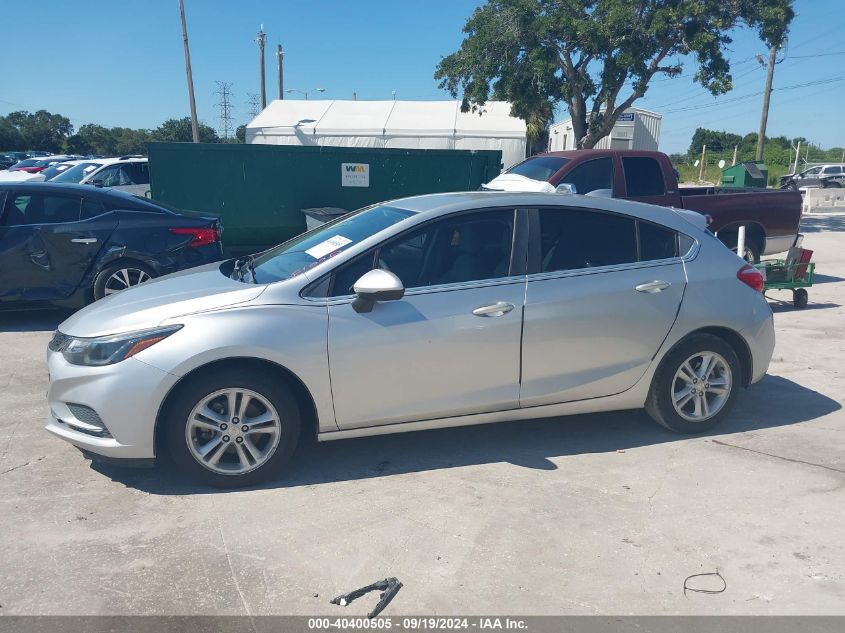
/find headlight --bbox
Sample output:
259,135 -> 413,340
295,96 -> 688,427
54,325 -> 182,366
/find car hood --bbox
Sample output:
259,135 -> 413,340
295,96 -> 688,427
59,263 -> 266,337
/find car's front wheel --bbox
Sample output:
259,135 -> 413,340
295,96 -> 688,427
164,368 -> 301,487
645,334 -> 741,433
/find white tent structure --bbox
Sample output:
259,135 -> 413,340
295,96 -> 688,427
245,100 -> 527,168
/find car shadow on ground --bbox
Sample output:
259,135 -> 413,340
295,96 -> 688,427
0,309 -> 71,333
92,374 -> 841,495
812,273 -> 845,285
768,300 -> 841,313
800,215 -> 845,233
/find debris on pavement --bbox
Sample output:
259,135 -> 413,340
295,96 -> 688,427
331,577 -> 403,618
684,570 -> 727,596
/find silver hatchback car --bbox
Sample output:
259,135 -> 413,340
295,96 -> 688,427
46,192 -> 774,486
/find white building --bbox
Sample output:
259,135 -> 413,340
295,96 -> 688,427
245,99 -> 528,169
548,107 -> 661,152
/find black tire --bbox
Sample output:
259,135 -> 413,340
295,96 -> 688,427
164,367 -> 301,487
793,288 -> 808,309
93,261 -> 157,301
645,333 -> 741,434
722,233 -> 761,264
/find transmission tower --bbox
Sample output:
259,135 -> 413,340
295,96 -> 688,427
214,81 -> 235,140
246,92 -> 261,119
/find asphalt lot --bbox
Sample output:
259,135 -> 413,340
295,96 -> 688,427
1,214 -> 843,616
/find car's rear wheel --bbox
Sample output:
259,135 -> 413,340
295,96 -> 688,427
94,261 -> 156,300
164,368 -> 300,487
645,334 -> 741,434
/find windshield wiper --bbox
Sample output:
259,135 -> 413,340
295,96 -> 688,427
232,255 -> 257,283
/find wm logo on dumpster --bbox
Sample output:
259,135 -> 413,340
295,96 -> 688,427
341,163 -> 370,187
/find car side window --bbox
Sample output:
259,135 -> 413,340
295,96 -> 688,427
95,165 -> 132,187
622,157 -> 666,196
328,209 -> 515,296
537,208 -> 637,272
3,194 -> 81,226
638,221 -> 678,260
558,157 -> 613,194
81,199 -> 107,220
128,162 -> 149,184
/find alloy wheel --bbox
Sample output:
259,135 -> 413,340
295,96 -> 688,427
671,352 -> 732,422
185,388 -> 282,475
104,268 -> 151,295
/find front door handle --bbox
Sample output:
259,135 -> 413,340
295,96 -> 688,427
635,280 -> 671,293
472,301 -> 515,317
71,237 -> 98,244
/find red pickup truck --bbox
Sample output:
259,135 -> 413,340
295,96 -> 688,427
486,150 -> 803,262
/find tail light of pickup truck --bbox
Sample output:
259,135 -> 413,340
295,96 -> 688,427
737,264 -> 765,292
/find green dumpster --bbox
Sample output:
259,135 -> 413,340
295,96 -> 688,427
721,161 -> 769,188
147,142 -> 503,253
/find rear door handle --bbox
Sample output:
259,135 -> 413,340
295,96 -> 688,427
472,301 -> 515,317
71,237 -> 98,244
635,280 -> 670,293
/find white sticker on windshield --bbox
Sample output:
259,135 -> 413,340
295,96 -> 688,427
305,235 -> 352,259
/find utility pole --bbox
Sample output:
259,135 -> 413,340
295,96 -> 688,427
277,45 -> 284,100
214,81 -> 234,140
755,45 -> 778,161
256,25 -> 267,110
698,145 -> 707,181
732,145 -> 738,166
353,91 -> 357,101
179,0 -> 199,143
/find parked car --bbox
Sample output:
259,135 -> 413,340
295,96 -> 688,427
45,191 -> 773,486
80,156 -> 150,197
38,160 -> 81,181
48,160 -> 105,184
2,151 -> 30,163
0,182 -> 223,308
0,155 -> 19,170
485,150 -> 803,263
8,155 -> 80,174
779,164 -> 845,190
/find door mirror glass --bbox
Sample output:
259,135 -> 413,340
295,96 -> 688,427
555,183 -> 577,194
352,269 -> 405,313
90,178 -> 104,187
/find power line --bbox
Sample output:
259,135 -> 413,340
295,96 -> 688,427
787,50 -> 845,59
663,75 -> 845,114
214,81 -> 235,140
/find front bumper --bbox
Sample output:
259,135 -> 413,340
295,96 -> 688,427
46,351 -> 180,460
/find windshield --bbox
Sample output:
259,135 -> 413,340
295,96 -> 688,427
250,205 -> 414,284
507,156 -> 570,181
12,158 -> 39,168
52,161 -> 103,183
41,162 -> 75,180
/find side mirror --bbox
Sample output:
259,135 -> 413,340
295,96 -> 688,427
555,183 -> 577,194
90,178 -> 104,187
351,269 -> 404,313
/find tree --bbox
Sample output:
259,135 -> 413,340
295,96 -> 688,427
235,124 -> 247,143
436,0 -> 794,149
152,117 -> 219,143
0,110 -> 73,151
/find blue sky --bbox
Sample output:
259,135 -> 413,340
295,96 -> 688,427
1,0 -> 843,154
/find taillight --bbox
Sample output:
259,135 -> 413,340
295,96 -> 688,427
737,263 -> 764,292
169,227 -> 220,247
